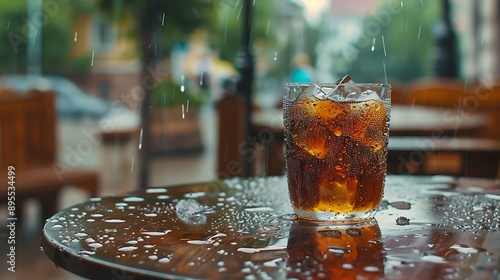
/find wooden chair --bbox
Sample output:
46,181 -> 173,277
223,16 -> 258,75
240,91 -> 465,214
216,92 -> 286,179
388,78 -> 500,178
0,90 -> 99,222
388,137 -> 500,178
385,80 -> 408,105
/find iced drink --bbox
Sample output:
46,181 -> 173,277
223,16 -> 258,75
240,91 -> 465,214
283,77 -> 390,222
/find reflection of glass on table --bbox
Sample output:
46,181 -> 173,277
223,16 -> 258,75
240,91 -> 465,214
287,219 -> 384,279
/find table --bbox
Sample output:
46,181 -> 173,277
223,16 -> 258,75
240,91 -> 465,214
388,137 -> 500,178
251,105 -> 489,176
251,105 -> 488,137
41,175 -> 500,279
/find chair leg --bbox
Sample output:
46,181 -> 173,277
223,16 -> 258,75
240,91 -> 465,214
39,190 -> 60,221
14,199 -> 24,224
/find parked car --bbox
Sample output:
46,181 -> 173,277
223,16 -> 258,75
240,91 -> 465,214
0,74 -> 141,139
0,75 -> 119,120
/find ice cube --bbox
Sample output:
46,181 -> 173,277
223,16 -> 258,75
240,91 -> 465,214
361,90 -> 382,101
335,75 -> 353,84
324,76 -> 362,101
344,89 -> 381,102
175,199 -> 206,225
303,84 -> 330,100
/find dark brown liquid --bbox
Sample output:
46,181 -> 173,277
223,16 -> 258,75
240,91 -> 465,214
287,220 -> 385,279
284,95 -> 389,214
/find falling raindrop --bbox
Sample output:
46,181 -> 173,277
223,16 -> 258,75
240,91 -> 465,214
182,104 -> 185,119
186,100 -> 190,113
382,35 -> 386,56
401,0 -> 403,7
162,13 -> 165,26
383,61 -> 387,84
7,20 -> 10,31
180,75 -> 186,92
91,50 -> 94,66
74,32 -> 78,42
274,51 -> 278,61
131,157 -> 135,173
139,128 -> 143,150
418,26 -> 421,39
266,20 -> 271,35
371,38 -> 376,51
480,30 -> 485,45
199,72 -> 204,86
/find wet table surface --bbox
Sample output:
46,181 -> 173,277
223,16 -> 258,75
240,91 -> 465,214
41,175 -> 500,279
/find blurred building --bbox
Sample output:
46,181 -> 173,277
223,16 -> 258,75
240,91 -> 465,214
455,0 -> 500,85
69,12 -> 141,103
314,0 -> 383,82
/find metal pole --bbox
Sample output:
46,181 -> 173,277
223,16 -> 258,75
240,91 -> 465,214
138,2 -> 159,189
27,0 -> 42,75
235,0 -> 254,177
432,0 -> 457,77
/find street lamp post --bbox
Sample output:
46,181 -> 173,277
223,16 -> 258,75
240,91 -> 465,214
235,0 -> 254,177
27,0 -> 42,75
432,0 -> 458,77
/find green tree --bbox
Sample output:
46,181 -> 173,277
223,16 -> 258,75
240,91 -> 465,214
98,0 -> 220,188
211,0 -> 277,63
347,0 -> 440,82
0,0 -> 95,74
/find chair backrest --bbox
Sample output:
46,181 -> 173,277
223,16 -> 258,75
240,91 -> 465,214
388,83 -> 407,105
0,90 -> 57,169
407,78 -> 468,108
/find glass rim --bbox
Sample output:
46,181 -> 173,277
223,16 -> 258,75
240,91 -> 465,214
284,82 -> 391,88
